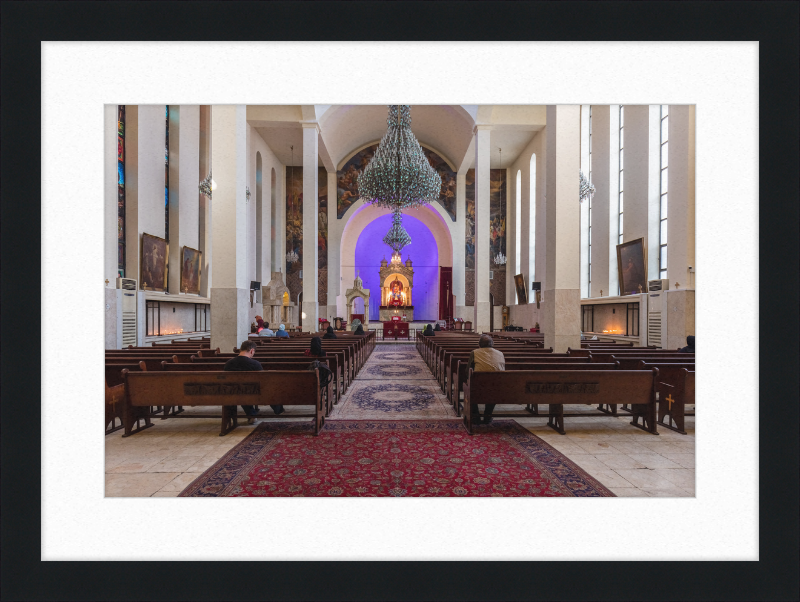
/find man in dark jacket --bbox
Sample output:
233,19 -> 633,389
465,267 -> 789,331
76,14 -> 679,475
224,340 -> 284,423
323,326 -> 337,339
679,335 -> 695,353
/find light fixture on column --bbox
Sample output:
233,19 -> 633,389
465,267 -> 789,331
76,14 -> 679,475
246,186 -> 251,202
357,105 -> 442,211
493,148 -> 508,266
579,170 -> 595,203
285,145 -> 299,265
286,249 -> 299,264
199,171 -> 216,199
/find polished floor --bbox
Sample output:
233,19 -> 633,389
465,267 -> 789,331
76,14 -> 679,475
105,343 -> 695,497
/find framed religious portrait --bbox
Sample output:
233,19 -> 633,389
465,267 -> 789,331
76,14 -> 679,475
140,232 -> 168,291
514,273 -> 528,304
180,246 -> 202,295
616,237 -> 648,295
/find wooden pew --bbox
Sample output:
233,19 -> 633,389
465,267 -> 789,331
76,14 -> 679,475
642,364 -> 695,434
122,369 -> 324,437
463,368 -> 659,435
613,356 -> 695,370
162,360 -> 337,417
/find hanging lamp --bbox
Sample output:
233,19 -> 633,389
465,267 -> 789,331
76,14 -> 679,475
286,145 -> 299,265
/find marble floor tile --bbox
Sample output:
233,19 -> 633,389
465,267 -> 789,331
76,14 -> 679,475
147,456 -> 206,473
657,452 -> 695,469
106,472 -> 180,497
652,468 -> 695,490
572,441 -> 623,455
567,454 -> 612,472
591,470 -> 635,489
598,454 -> 647,470
612,469 -> 684,490
626,453 -> 683,469
644,487 -> 692,497
157,472 -> 205,492
609,487 -> 650,497
151,491 -> 181,497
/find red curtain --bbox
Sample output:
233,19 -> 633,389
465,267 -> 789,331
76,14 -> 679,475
439,267 -> 453,320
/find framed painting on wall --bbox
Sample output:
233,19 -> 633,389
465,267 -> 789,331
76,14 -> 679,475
140,232 -> 168,291
514,273 -> 528,305
180,246 -> 202,295
616,237 -> 648,295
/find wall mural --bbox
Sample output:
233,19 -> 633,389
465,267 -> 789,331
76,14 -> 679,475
285,166 -> 328,303
337,144 -> 457,221
465,168 -> 507,306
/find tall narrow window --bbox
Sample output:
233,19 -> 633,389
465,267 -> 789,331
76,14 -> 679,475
587,107 -> 592,296
117,106 -> 126,276
529,154 -> 536,284
165,105 -> 170,241
618,105 -> 624,245
659,105 -> 669,279
515,169 -> 522,280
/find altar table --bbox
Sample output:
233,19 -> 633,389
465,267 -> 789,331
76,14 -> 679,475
382,321 -> 409,340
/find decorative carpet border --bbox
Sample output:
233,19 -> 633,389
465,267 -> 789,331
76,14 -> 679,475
180,420 -> 614,497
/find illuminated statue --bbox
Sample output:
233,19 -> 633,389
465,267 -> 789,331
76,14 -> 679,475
387,279 -> 405,306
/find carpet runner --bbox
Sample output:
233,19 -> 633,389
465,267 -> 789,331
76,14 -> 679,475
180,420 -> 615,497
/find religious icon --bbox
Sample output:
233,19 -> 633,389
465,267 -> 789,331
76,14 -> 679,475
180,246 -> 202,295
387,279 -> 405,306
141,232 -> 168,292
616,238 -> 648,296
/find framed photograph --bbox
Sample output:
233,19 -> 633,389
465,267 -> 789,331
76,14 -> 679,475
514,273 -> 528,304
140,232 -> 168,291
616,237 -> 648,295
180,246 -> 202,295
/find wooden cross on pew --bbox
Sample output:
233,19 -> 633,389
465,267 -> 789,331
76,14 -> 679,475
666,393 -> 675,411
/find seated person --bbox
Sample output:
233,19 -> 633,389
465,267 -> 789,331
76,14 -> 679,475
275,324 -> 290,338
679,335 -> 695,353
258,321 -> 275,337
469,335 -> 506,425
304,336 -> 326,357
353,324 -> 365,336
323,325 -> 337,339
434,323 -> 441,332
223,340 -> 284,423
422,324 -> 435,337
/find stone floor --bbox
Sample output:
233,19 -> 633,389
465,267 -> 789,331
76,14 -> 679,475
105,342 -> 694,497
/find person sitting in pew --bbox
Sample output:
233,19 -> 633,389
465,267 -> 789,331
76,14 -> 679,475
422,324 -> 435,337
679,335 -> 695,353
275,324 -> 290,338
434,323 -> 442,332
305,336 -> 326,358
259,321 -> 275,337
323,326 -> 337,339
469,334 -> 506,425
224,340 -> 284,422
353,324 -> 365,336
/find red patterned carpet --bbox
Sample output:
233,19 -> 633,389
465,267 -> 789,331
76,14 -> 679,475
180,420 -> 614,497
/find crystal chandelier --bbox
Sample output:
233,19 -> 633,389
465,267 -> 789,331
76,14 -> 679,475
198,171 -> 216,199
382,208 -> 412,254
580,170 -> 596,203
286,249 -> 299,264
494,251 -> 507,266
357,105 -> 442,211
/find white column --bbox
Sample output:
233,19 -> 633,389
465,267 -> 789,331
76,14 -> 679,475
579,105 -> 591,298
473,126 -> 492,333
198,105 -> 212,297
622,105 -> 651,249
167,105 -> 200,294
453,173 -> 466,310
667,105 -> 696,288
105,105 -> 120,285
646,105 -> 661,279
543,105 -> 581,352
210,105 -> 249,352
326,170 -> 339,320
608,106 -> 621,296
301,123 -> 319,329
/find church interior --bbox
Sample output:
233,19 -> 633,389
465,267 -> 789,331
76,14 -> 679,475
105,104 -> 695,498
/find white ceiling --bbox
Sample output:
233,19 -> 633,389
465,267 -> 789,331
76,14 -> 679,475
249,105 -> 546,171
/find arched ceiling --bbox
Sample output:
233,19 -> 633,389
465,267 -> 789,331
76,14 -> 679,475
247,104 -> 546,171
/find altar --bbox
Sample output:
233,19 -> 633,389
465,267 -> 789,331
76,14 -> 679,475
378,253 -> 415,322
383,320 -> 410,340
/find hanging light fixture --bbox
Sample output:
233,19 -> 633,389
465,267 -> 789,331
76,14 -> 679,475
494,148 -> 508,266
382,208 -> 412,254
357,105 -> 442,210
286,145 -> 299,265
579,170 -> 595,203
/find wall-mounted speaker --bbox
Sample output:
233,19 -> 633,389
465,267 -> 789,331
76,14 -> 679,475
531,281 -> 541,291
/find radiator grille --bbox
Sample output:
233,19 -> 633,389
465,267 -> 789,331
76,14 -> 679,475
122,312 -> 137,346
647,313 -> 662,347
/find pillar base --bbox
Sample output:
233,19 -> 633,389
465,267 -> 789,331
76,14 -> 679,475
473,301 -> 491,334
210,287 -> 251,353
301,301 -> 319,332
543,288 -> 581,353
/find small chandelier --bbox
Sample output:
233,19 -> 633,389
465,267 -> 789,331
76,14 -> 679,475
246,186 -> 251,202
358,105 -> 442,211
492,147 -> 507,267
494,251 -> 507,266
199,171 -> 216,199
382,208 -> 412,253
286,249 -> 299,264
580,170 -> 595,203
390,251 -> 402,264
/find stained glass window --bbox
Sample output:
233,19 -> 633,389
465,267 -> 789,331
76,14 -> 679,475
165,105 -> 170,241
117,105 -> 126,276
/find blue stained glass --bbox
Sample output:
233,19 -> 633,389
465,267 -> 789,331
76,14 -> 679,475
118,162 -> 124,186
165,188 -> 169,206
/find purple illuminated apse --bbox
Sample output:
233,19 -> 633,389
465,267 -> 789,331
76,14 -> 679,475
353,213 -> 440,321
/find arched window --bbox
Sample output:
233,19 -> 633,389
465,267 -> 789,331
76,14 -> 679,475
256,152 -> 263,280
529,154 -> 536,284
270,168 -> 277,273
165,105 -> 169,241
515,169 -> 522,283
618,105 -> 624,245
587,107 -> 592,295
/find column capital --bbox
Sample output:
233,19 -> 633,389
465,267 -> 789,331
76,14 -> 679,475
301,121 -> 320,132
473,124 -> 493,134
